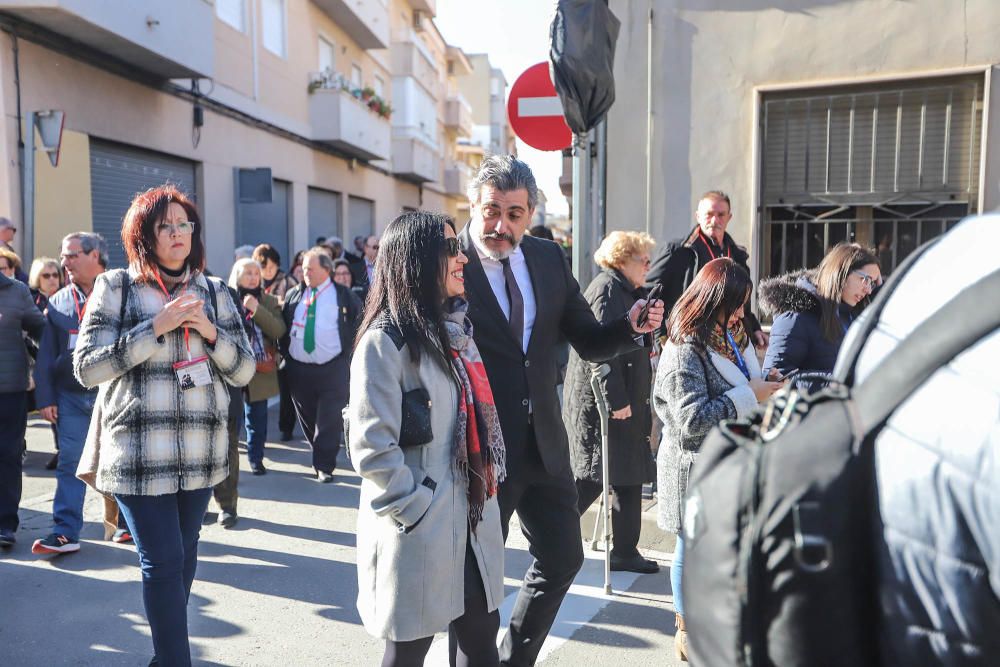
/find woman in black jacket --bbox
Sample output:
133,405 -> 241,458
562,231 -> 658,574
761,243 -> 880,379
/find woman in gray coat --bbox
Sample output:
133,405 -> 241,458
653,258 -> 782,661
348,212 -> 507,667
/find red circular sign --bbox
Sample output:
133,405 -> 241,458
507,62 -> 573,152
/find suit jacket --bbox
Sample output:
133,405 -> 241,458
459,227 -> 643,477
343,251 -> 369,288
279,281 -> 362,362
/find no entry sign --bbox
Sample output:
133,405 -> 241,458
507,62 -> 573,152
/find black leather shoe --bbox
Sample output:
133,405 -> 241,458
0,528 -> 15,548
316,471 -> 334,483
280,431 -> 294,441
610,554 -> 660,574
250,462 -> 266,476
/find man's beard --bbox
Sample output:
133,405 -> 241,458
479,231 -> 520,261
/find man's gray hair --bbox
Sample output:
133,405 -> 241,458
467,154 -> 538,210
234,244 -> 255,260
64,231 -> 108,267
303,247 -> 335,273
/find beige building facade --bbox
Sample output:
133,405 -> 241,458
607,0 -> 1000,301
0,0 -> 485,272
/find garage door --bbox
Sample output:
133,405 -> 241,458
308,187 -> 342,246
348,195 -> 374,244
238,179 -> 290,270
90,139 -> 197,268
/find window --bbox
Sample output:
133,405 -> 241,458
216,0 -> 245,32
374,74 -> 385,98
351,64 -> 363,89
318,36 -> 335,73
261,0 -> 286,57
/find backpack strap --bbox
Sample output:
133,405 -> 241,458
853,266 -> 1000,434
118,270 -> 131,337
205,275 -> 219,318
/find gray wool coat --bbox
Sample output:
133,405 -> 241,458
0,272 -> 45,392
348,324 -> 505,642
653,338 -> 762,534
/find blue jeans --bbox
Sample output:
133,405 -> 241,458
115,488 -> 213,667
671,534 -> 685,616
244,399 -> 268,465
0,391 -> 28,532
52,392 -> 96,539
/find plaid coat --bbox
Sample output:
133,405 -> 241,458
74,268 -> 255,496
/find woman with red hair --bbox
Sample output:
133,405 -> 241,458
74,185 -> 254,666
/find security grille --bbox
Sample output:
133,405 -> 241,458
760,75 -> 984,278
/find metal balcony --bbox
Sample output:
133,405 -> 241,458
310,87 -> 391,161
0,0 -> 213,79
392,137 -> 439,184
312,0 -> 388,50
444,95 -> 473,138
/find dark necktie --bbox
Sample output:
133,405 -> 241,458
500,258 -> 524,349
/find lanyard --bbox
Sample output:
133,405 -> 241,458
698,231 -> 731,261
154,269 -> 193,359
70,284 -> 87,322
725,330 -> 751,381
301,281 -> 332,313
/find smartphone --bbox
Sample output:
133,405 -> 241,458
773,368 -> 799,382
636,284 -> 664,328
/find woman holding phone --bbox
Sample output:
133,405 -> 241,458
74,185 -> 254,666
349,211 -> 506,667
653,257 -> 782,661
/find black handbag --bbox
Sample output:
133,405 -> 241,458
399,387 -> 433,448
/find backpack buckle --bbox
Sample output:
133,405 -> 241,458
792,502 -> 833,573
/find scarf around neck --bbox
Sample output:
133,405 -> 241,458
443,297 -> 506,532
709,319 -> 749,367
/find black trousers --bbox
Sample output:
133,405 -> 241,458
0,391 -> 28,532
497,432 -> 584,667
277,366 -> 296,435
575,479 -> 643,559
212,386 -> 243,513
382,543 -> 500,667
286,355 -> 349,474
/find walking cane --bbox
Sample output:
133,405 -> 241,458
589,363 -> 613,595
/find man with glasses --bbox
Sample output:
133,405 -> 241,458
645,190 -> 765,346
0,217 -> 28,283
362,235 -> 379,287
32,233 -> 119,554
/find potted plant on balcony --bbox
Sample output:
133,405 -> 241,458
361,86 -> 376,102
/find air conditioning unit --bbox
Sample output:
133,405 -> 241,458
413,10 -> 427,32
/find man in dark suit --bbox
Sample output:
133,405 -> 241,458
458,155 -> 664,666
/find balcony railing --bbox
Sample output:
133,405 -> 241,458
392,137 -> 439,184
409,0 -> 436,16
0,0 -> 213,79
444,95 -> 473,138
309,79 -> 391,161
312,0 -> 389,50
444,163 -> 472,197
391,39 -> 439,98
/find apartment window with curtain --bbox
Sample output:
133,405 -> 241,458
216,0 -> 245,32
374,74 -> 385,98
261,0 -> 287,57
318,36 -> 335,73
351,64 -> 363,89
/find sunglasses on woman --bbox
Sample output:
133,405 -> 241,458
444,237 -> 461,258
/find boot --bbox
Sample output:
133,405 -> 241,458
674,613 -> 689,662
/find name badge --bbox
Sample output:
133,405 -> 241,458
68,329 -> 79,350
173,355 -> 213,391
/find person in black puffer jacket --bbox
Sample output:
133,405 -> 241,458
760,243 -> 880,379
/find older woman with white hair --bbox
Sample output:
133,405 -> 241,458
562,230 -> 660,574
228,257 -> 286,476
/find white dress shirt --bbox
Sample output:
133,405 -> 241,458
289,278 -> 342,364
471,233 -> 537,354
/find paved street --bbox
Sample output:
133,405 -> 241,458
2,408 -> 682,666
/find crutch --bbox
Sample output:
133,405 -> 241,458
589,363 -> 613,595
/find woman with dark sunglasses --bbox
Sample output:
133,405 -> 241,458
349,211 -> 506,667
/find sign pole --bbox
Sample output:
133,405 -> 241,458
571,131 -> 591,282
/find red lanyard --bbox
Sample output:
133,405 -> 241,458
302,281 -> 332,310
70,285 -> 87,322
154,269 -> 193,357
698,231 -> 731,261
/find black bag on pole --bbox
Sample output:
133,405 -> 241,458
549,0 -> 621,134
680,239 -> 1000,667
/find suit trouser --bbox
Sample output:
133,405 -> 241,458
213,385 -> 243,513
497,429 -> 584,667
277,366 -> 297,435
287,354 -> 349,474
0,391 -> 28,532
575,479 -> 643,559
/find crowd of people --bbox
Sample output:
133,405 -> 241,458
2,152 -> 992,667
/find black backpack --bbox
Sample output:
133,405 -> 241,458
680,241 -> 1000,667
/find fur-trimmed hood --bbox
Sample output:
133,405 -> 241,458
758,270 -> 820,318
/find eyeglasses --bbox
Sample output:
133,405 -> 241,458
635,255 -> 651,267
40,272 -> 60,279
852,270 -> 878,289
156,221 -> 195,236
367,243 -> 380,250
444,237 -> 461,258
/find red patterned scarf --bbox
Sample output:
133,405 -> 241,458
709,319 -> 749,365
445,299 -> 506,532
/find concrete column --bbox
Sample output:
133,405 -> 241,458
202,162 -> 235,275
